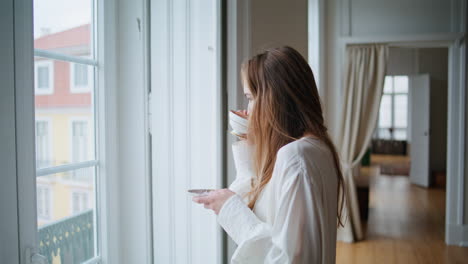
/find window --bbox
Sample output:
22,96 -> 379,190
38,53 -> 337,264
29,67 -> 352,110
37,185 -> 52,221
70,62 -> 92,93
34,60 -> 54,95
376,76 -> 409,140
34,0 -> 99,262
71,191 -> 90,215
35,120 -> 51,169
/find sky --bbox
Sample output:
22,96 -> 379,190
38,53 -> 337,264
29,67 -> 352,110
34,0 -> 92,38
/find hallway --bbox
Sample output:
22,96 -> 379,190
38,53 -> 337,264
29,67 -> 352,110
336,174 -> 468,263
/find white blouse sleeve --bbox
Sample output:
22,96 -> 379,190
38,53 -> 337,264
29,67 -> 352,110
227,140 -> 254,200
217,158 -> 316,263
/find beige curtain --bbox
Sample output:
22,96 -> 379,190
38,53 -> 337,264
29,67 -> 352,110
336,44 -> 388,242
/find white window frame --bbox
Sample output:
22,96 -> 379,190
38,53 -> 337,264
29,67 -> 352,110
36,184 -> 53,221
31,1 -> 102,263
34,60 -> 54,95
70,62 -> 93,93
10,0 -> 119,263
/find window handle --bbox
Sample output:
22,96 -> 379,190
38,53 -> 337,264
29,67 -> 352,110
32,253 -> 47,264
25,247 -> 48,264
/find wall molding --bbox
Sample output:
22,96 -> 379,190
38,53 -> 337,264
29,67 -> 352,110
340,32 -> 465,46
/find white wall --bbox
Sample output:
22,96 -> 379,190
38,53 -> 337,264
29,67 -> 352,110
387,47 -> 419,76
350,0 -> 452,36
250,0 -> 308,58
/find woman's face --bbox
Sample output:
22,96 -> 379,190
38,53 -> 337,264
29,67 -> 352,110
243,80 -> 255,115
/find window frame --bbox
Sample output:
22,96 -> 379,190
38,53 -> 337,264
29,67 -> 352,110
32,0 -> 102,263
9,0 -> 120,263
34,59 -> 54,95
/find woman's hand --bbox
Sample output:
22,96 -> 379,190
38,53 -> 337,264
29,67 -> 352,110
192,188 -> 236,215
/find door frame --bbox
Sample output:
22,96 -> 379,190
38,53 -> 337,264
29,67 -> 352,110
339,32 -> 466,245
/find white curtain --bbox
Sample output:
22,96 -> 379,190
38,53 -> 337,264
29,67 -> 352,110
336,44 -> 388,242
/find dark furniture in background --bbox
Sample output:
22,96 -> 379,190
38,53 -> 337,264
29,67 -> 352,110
371,139 -> 407,155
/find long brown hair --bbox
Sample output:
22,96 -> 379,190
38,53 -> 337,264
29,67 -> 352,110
241,46 -> 345,227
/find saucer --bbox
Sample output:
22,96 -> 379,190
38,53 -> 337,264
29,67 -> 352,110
187,189 -> 215,197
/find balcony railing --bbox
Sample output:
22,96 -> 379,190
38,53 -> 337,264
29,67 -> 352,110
38,209 -> 94,264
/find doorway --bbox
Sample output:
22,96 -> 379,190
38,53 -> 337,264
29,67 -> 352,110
337,46 -> 468,262
372,47 -> 449,190
364,47 -> 456,253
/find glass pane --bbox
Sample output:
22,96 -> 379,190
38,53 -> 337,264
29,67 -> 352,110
37,168 -> 96,264
394,94 -> 408,128
34,0 -> 93,58
383,76 -> 393,93
394,76 -> 408,93
379,94 -> 392,128
394,129 -> 407,140
35,58 -> 95,169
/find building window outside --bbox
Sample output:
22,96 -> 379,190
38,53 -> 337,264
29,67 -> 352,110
71,191 -> 90,215
70,63 -> 91,93
71,120 -> 89,163
37,185 -> 52,220
34,60 -> 54,95
35,120 -> 51,169
70,119 -> 93,181
376,76 -> 409,140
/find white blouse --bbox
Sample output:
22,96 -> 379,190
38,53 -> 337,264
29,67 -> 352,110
217,136 -> 338,264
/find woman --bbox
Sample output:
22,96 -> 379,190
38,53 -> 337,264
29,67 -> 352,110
192,46 -> 344,263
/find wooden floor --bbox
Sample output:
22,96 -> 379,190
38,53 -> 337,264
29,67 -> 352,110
336,174 -> 468,264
